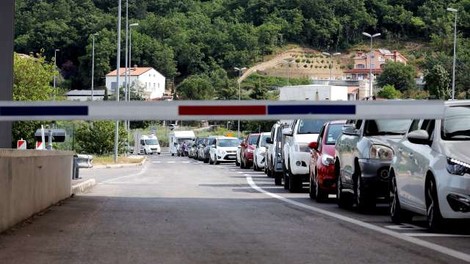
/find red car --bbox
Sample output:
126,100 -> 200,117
308,120 -> 346,202
239,133 -> 260,169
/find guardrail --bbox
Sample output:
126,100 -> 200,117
75,154 -> 93,168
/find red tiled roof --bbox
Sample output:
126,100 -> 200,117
106,67 -> 153,76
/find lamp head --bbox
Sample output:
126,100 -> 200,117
447,7 -> 458,12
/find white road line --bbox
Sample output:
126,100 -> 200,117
246,176 -> 470,263
404,233 -> 470,238
99,163 -> 149,184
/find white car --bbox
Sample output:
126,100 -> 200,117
209,137 -> 239,164
253,132 -> 271,171
389,100 -> 470,230
283,119 -> 327,192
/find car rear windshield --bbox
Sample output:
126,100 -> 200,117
297,120 -> 327,134
441,106 -> 470,140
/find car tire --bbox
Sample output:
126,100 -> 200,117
283,171 -> 289,190
309,176 -> 316,200
426,177 -> 443,231
274,172 -> 282,186
390,172 -> 412,224
288,174 -> 302,193
355,170 -> 375,211
235,158 -> 240,167
337,164 -> 353,209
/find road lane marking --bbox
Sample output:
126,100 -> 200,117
404,233 -> 470,238
246,176 -> 470,263
385,224 -> 427,231
99,163 -> 150,184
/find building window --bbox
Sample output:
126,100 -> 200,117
357,64 -> 365,69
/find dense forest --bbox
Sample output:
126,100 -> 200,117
14,0 -> 470,99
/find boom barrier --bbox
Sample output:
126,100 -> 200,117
0,100 -> 450,121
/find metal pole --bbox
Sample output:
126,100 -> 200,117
114,0 -> 122,163
369,37 -> 373,97
362,32 -> 381,98
452,12 -> 457,100
91,33 -> 97,101
0,0 -> 14,148
447,8 -> 458,100
234,67 -> 245,138
53,49 -> 59,100
124,0 -> 129,104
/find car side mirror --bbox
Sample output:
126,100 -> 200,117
308,141 -> 318,150
266,137 -> 273,144
407,130 -> 430,145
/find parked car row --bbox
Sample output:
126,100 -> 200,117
260,100 -> 470,230
178,100 -> 470,231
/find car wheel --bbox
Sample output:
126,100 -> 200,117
209,156 -> 214,164
288,174 -> 302,193
240,157 -> 245,169
426,177 -> 443,231
283,170 -> 290,190
309,176 -> 316,200
235,158 -> 240,167
315,174 -> 328,202
390,172 -> 412,224
274,172 -> 282,186
355,171 -> 375,211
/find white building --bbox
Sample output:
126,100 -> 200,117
105,67 -> 166,100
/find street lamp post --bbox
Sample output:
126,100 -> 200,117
91,33 -> 98,101
284,58 -> 294,85
128,23 -> 139,102
362,32 -> 381,98
447,7 -> 458,100
234,66 -> 246,139
114,0 -> 122,163
53,48 -> 59,100
322,52 -> 341,81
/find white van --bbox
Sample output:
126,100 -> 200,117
139,134 -> 161,155
169,130 -> 196,156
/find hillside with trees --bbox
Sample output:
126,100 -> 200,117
14,0 -> 470,99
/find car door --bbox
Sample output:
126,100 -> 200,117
408,120 -> 435,210
396,119 -> 434,211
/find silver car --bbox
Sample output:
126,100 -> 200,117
335,119 -> 411,210
389,101 -> 470,230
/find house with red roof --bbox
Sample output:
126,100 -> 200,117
105,66 -> 166,100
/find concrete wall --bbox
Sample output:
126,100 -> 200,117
0,149 -> 73,233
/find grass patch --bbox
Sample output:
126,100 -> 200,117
93,155 -> 145,165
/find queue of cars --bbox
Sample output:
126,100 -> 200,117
178,101 -> 470,230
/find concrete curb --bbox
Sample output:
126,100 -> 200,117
71,179 -> 96,195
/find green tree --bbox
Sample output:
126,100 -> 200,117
424,64 -> 450,99
12,52 -> 56,148
176,74 -> 215,100
377,61 -> 416,92
377,84 -> 402,99
74,121 -> 127,155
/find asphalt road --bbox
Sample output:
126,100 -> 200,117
0,153 -> 469,264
